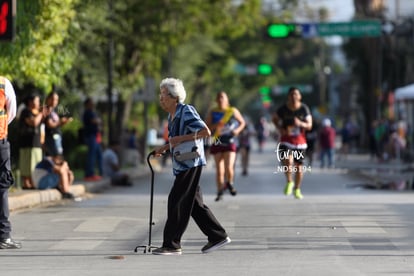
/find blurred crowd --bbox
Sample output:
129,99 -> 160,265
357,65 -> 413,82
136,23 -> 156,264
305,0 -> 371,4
369,118 -> 409,163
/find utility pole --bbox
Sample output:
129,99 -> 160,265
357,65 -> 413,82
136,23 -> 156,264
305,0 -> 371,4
395,0 -> 400,19
107,0 -> 114,143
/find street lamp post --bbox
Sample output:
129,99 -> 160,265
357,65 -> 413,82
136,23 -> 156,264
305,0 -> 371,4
107,0 -> 114,143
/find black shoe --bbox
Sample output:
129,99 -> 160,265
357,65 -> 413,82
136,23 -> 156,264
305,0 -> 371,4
0,238 -> 22,249
152,247 -> 182,255
62,192 -> 75,199
226,182 -> 237,196
215,190 -> 223,201
201,237 -> 231,253
125,180 -> 134,186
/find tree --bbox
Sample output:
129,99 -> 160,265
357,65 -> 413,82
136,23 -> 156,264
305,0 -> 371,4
63,0 -> 263,140
0,0 -> 80,93
342,0 -> 386,139
0,0 -> 82,168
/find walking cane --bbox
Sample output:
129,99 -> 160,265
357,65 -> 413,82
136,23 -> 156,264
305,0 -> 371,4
134,151 -> 158,253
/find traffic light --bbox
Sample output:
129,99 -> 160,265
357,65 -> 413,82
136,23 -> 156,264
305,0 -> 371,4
259,86 -> 271,108
266,23 -> 299,38
257,64 -> 272,75
0,0 -> 15,41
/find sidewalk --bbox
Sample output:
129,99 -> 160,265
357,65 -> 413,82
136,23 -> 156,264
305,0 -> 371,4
8,164 -> 152,212
335,153 -> 414,190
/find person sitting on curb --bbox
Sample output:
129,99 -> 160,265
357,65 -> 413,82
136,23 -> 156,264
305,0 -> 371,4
102,140 -> 133,186
31,155 -> 75,199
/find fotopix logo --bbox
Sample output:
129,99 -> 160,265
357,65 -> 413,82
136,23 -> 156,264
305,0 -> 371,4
41,104 -> 71,117
274,142 -> 312,173
209,136 -> 232,146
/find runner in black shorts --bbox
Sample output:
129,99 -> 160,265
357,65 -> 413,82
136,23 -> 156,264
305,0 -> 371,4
272,87 -> 312,199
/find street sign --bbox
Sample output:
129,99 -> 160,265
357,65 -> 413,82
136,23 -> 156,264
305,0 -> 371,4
298,20 -> 382,38
299,23 -> 318,38
317,20 -> 382,37
268,20 -> 382,38
272,85 -> 313,96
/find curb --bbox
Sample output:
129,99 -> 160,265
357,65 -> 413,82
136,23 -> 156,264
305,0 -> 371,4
8,179 -> 110,212
9,189 -> 64,211
341,166 -> 414,190
8,166 -> 151,212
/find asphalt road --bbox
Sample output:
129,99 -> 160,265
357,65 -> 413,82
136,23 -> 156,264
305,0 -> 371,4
2,141 -> 414,276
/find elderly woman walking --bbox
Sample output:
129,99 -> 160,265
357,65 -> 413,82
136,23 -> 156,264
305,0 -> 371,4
152,78 -> 231,255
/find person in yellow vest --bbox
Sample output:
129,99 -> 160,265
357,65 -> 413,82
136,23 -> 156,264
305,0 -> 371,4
206,91 -> 245,201
0,76 -> 21,249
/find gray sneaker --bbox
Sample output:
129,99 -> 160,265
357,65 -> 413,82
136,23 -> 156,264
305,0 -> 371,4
201,237 -> 231,253
152,247 -> 182,255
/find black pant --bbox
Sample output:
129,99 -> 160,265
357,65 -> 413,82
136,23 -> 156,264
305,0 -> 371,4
163,166 -> 227,249
0,140 -> 14,239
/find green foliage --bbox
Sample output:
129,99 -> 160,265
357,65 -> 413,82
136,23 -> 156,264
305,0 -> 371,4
65,144 -> 87,170
0,0 -> 347,172
63,0 -> 263,130
159,1 -> 326,120
0,0 -> 80,92
284,65 -> 315,84
4,0 -> 327,139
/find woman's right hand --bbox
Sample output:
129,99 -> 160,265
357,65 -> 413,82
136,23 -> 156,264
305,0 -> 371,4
153,144 -> 169,157
153,148 -> 164,157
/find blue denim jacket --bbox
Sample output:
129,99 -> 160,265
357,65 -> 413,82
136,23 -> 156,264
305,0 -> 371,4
168,104 -> 207,175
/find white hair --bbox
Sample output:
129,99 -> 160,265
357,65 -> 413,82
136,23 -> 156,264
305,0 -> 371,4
322,118 -> 331,127
159,78 -> 186,103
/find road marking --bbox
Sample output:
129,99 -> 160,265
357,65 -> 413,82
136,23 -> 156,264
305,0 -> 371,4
341,221 -> 386,234
228,205 -> 240,210
49,237 -> 105,250
52,217 -> 147,233
74,218 -> 124,232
